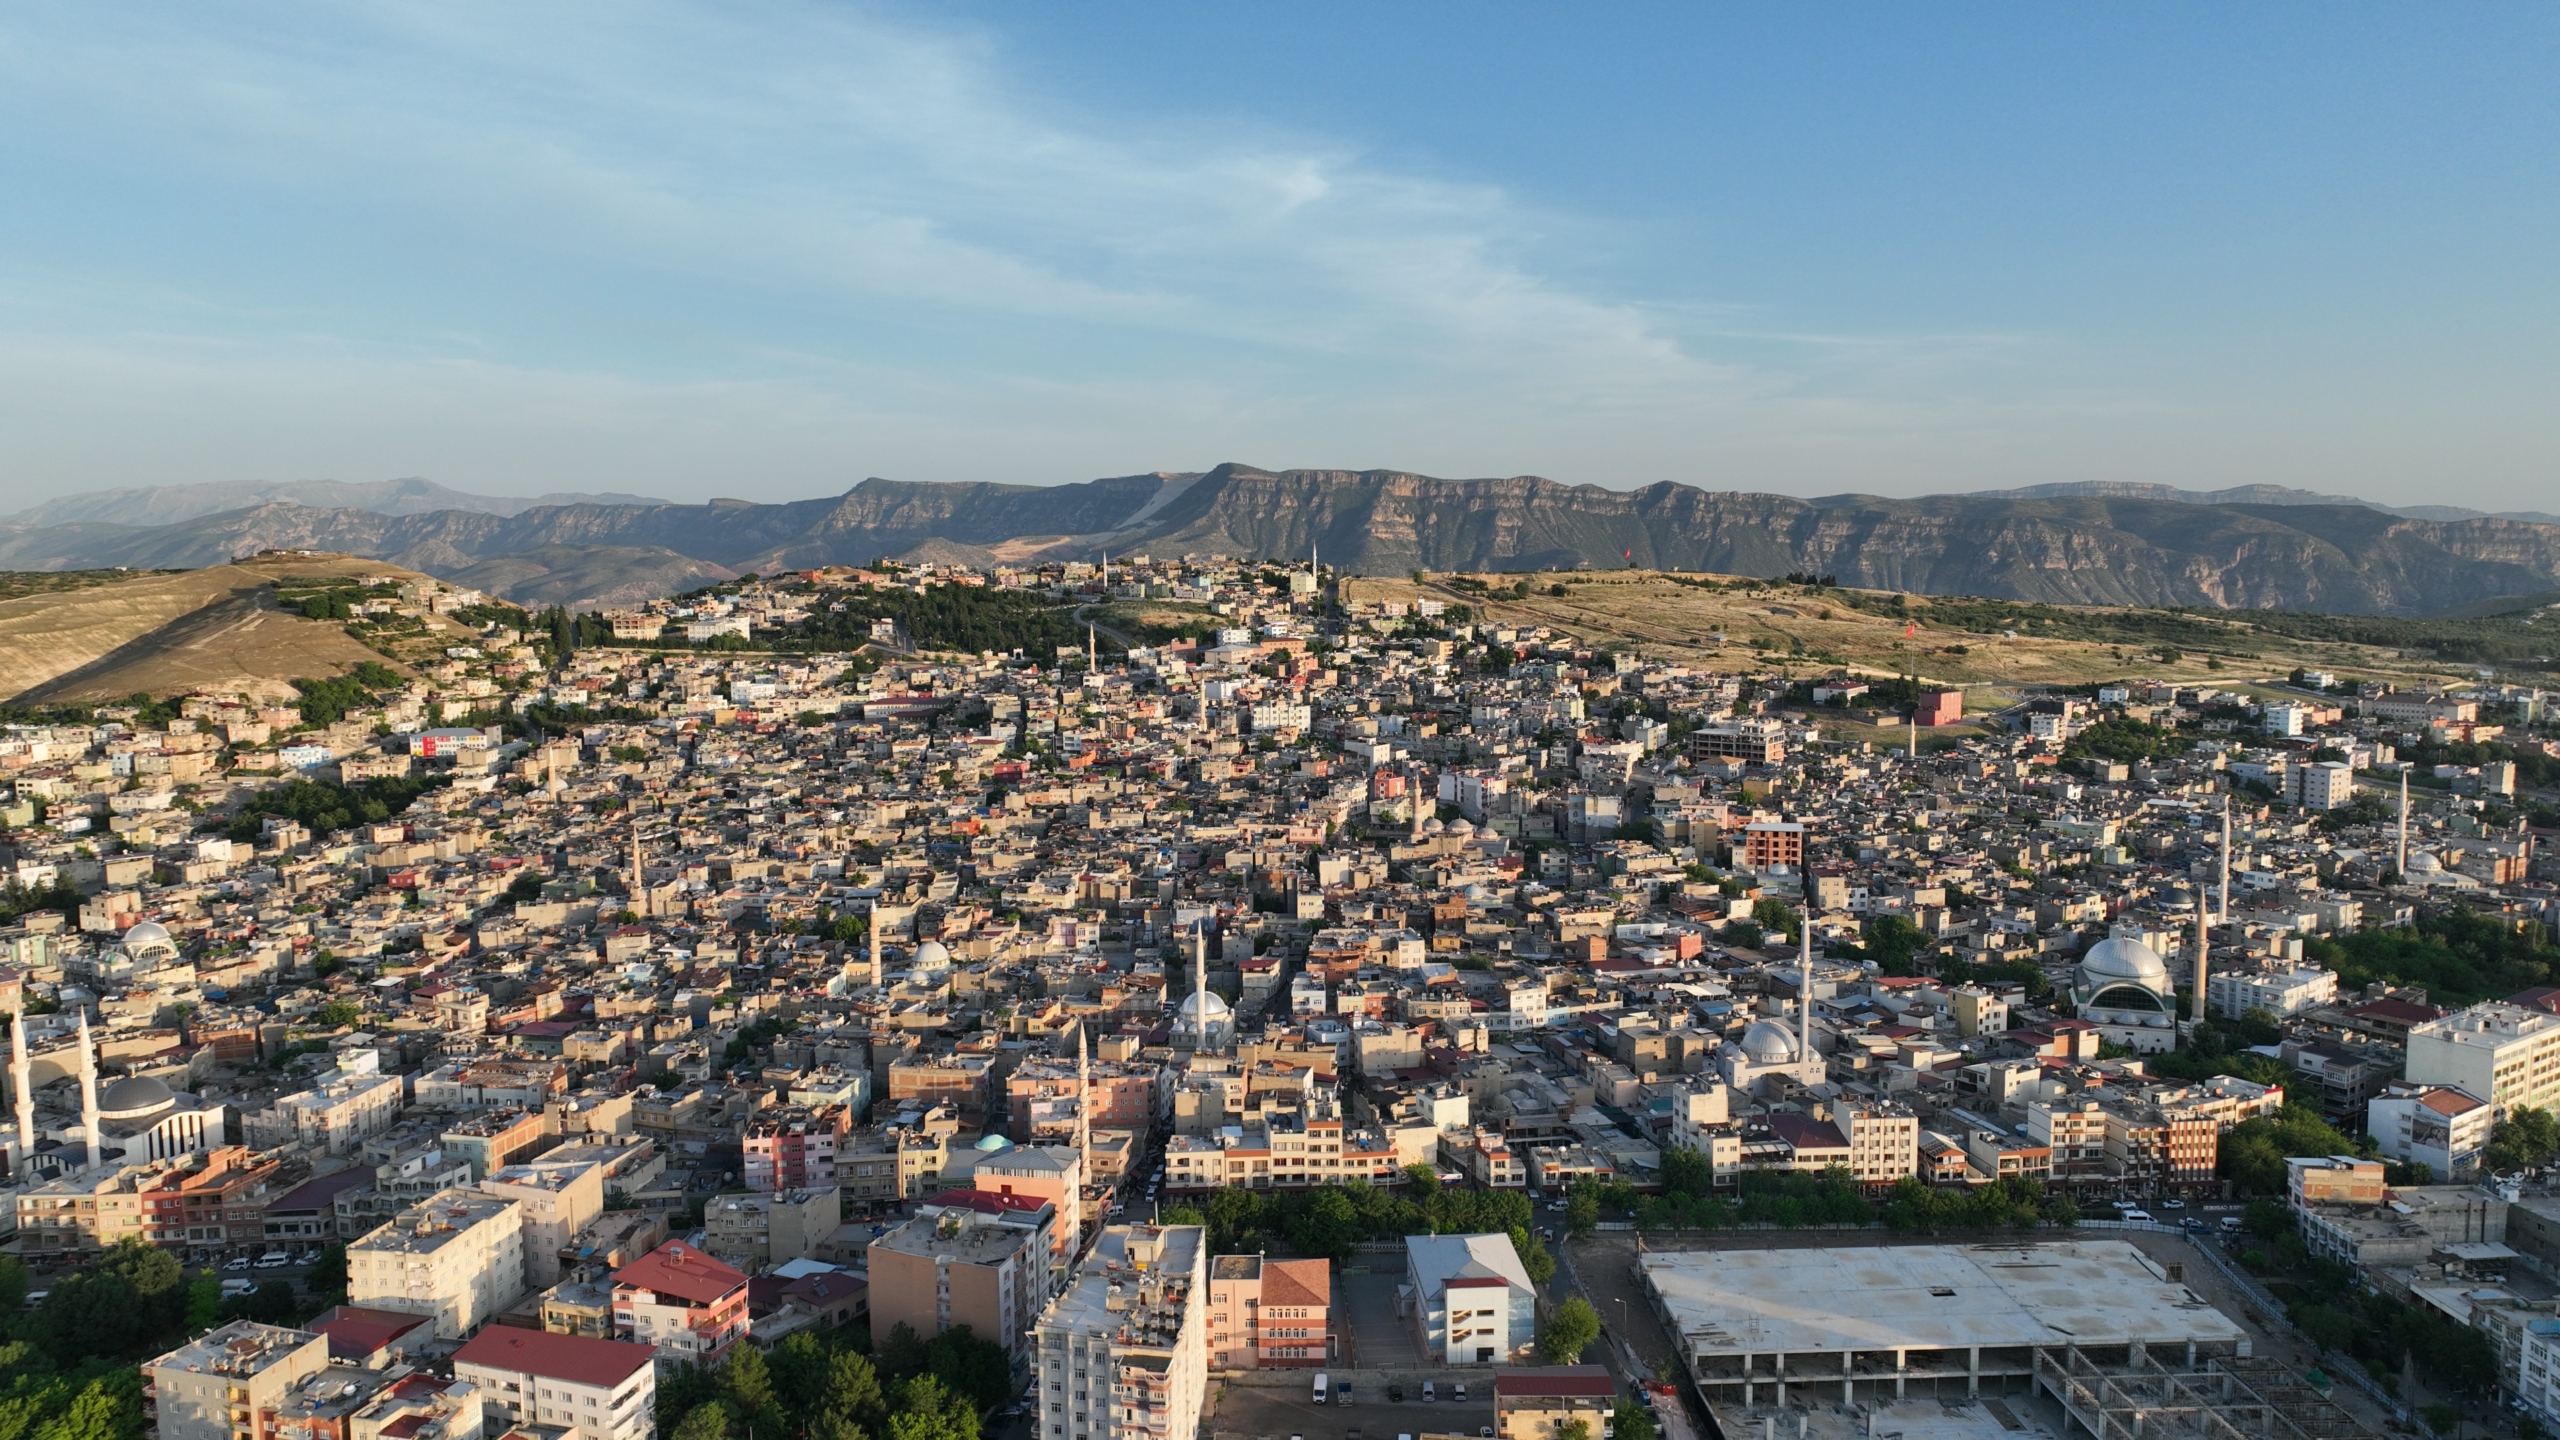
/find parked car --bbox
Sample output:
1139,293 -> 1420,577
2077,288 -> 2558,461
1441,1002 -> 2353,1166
1339,1385 -> 1354,1406
1453,1383 -> 1466,1403
1389,1383 -> 1404,1402
223,1256 -> 253,1272
2162,1198 -> 2186,1210
1423,1382 -> 1436,1402
256,1251 -> 293,1268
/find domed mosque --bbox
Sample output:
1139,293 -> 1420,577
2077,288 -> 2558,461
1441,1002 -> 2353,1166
1176,923 -> 1234,1054
9,1008 -> 221,1176
2070,930 -> 2181,1054
1719,925 -> 1832,1095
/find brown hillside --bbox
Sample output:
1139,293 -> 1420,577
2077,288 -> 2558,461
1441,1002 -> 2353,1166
0,553 -> 428,706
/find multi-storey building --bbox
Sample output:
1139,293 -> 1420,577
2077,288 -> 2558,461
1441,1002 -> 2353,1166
2406,1003 -> 2560,1120
2098,1105 -> 2218,1187
150,1322 -> 331,1440
14,1144 -> 278,1257
1205,1254 -> 1331,1368
870,1189 -> 1054,1365
347,1187 -> 526,1338
702,1186 -> 840,1272
439,1109 -> 547,1180
610,1240 -> 750,1365
453,1326 -> 657,1440
1494,1365 -> 1621,1440
2367,1083 -> 2496,1180
1034,1224 -> 1208,1440
1161,1110 -> 1403,1192
742,1104 -> 849,1192
1405,1232 -> 1538,1365
973,1146 -> 1084,1276
2025,1099 -> 2109,1179
480,1157 -> 606,1290
242,1068 -> 406,1156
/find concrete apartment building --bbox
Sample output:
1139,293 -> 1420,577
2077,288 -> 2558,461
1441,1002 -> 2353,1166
2368,1083 -> 2497,1180
2405,1002 -> 2560,1120
1405,1232 -> 1538,1365
1205,1254 -> 1332,1368
703,1186 -> 840,1271
869,1189 -> 1054,1364
150,1321 -> 330,1440
480,1156 -> 606,1290
1035,1224 -> 1208,1440
453,1326 -> 657,1440
610,1240 -> 750,1365
973,1146 -> 1083,1275
742,1104 -> 850,1192
14,1143 -> 278,1256
242,1067 -> 407,1156
348,1187 -> 527,1339
440,1109 -> 548,1180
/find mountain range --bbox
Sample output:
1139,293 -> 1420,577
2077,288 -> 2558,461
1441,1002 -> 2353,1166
9,464 -> 2560,616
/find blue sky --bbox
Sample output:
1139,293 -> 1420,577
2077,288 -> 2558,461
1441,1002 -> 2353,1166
2,2 -> 2554,508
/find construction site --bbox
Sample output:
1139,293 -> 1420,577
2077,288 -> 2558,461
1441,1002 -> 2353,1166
1637,1242 -> 2378,1440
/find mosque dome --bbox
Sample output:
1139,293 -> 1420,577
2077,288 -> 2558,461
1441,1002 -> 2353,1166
1739,1019 -> 1801,1065
2079,936 -> 2171,986
2407,851 -> 2443,874
2075,934 -> 2173,1013
1179,988 -> 1233,1020
99,1075 -> 176,1122
912,940 -> 953,970
121,921 -> 173,948
974,1133 -> 1014,1153
1448,819 -> 1476,837
1423,818 -> 1447,835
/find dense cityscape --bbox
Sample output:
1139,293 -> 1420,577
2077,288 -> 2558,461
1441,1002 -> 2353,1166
3,556 -> 2558,1440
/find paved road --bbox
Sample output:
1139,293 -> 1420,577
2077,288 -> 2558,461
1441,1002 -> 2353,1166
1339,1270 -> 1422,1369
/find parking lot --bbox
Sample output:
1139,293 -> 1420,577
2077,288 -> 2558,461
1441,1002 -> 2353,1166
1213,1377 -> 1497,1440
1337,1268 -> 1421,1369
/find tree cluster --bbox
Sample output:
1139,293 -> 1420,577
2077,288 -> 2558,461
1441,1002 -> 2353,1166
222,773 -> 449,844
1164,1174 -> 1539,1262
658,1321 -> 992,1440
2218,1105 -> 2363,1194
2308,908 -> 2559,1009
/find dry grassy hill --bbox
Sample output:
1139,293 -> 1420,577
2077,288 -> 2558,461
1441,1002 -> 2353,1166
1344,570 -> 2484,700
0,554 -> 428,707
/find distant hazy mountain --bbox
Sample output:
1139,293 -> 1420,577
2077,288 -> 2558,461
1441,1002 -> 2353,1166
6,476 -> 668,527
1974,479 -> 2560,526
7,464 -> 2560,616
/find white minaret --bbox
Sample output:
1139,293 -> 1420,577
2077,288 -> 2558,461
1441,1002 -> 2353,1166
2191,897 -> 2211,1025
630,820 -> 645,918
1798,915 -> 1814,1062
1076,1024 -> 1092,1159
1087,623 -> 1097,672
10,1004 -> 32,1155
869,904 -> 884,990
2397,769 -> 2411,877
77,1010 -> 101,1172
1193,923 -> 1210,1048
2217,795 -> 2232,927
1409,765 -> 1428,844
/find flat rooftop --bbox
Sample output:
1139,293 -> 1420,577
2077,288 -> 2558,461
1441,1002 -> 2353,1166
1713,1397 -> 2062,1440
1643,1242 -> 2245,1358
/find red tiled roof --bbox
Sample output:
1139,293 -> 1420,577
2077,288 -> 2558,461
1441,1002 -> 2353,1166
1765,1113 -> 1848,1152
1494,1366 -> 1618,1398
611,1241 -> 748,1305
1447,1275 -> 1511,1289
2351,997 -> 2444,1024
1260,1257 -> 1329,1309
307,1305 -> 432,1361
2419,1088 -> 2487,1116
453,1327 -> 655,1388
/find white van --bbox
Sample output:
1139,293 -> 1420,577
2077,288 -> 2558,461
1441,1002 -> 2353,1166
2120,1208 -> 2155,1224
1313,1374 -> 1329,1406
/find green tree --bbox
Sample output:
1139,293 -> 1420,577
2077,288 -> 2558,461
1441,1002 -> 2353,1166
2219,1106 -> 2361,1194
1567,1187 -> 1601,1237
1659,1146 -> 1712,1199
720,1345 -> 775,1431
2488,1106 -> 2560,1174
1612,1400 -> 1660,1440
1158,1204 -> 1206,1227
314,999 -> 363,1028
183,1273 -> 222,1334
819,1350 -> 885,1431
671,1402 -> 733,1440
305,1243 -> 348,1296
1510,1226 -> 1557,1286
883,1376 -> 978,1440
1539,1297 -> 1602,1364
875,1322 -> 928,1382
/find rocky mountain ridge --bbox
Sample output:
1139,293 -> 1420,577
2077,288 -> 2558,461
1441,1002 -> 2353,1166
7,463 -> 2560,615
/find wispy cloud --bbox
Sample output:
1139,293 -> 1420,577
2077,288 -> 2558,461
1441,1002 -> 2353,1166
0,0 -> 2101,499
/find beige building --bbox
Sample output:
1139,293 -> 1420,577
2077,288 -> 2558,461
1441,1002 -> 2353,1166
1206,1254 -> 1332,1368
349,1187 -> 527,1338
1494,1365 -> 1620,1440
242,1068 -> 407,1156
150,1322 -> 330,1440
703,1186 -> 841,1272
869,1189 -> 1053,1363
481,1156 -> 606,1290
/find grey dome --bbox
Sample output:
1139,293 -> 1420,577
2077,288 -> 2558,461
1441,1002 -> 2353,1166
1739,1019 -> 1800,1065
99,1074 -> 175,1120
2079,936 -> 2169,986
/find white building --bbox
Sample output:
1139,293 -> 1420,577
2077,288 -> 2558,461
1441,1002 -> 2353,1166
2405,1003 -> 2560,1121
2366,1083 -> 2495,1180
1034,1224 -> 1208,1440
348,1187 -> 527,1338
453,1326 -> 656,1440
242,1067 -> 406,1156
1403,1232 -> 1538,1365
2290,761 -> 2357,811
2207,965 -> 2340,1021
